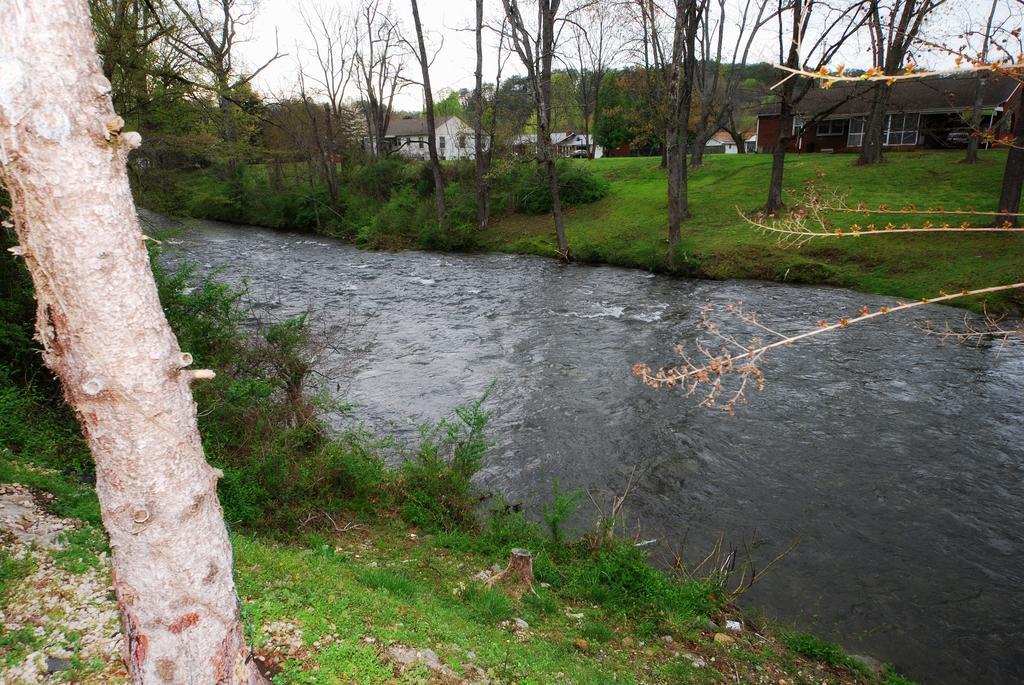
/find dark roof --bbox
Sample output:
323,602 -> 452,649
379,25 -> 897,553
384,115 -> 457,138
758,73 -> 1020,118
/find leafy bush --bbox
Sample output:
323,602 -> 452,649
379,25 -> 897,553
502,160 -> 610,215
356,186 -> 436,249
352,159 -> 408,199
543,482 -> 583,544
398,390 -> 493,532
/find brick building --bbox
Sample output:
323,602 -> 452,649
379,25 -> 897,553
755,73 -> 1021,154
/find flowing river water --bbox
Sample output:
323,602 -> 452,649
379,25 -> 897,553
155,214 -> 1024,684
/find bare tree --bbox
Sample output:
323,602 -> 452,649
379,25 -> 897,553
355,0 -> 408,159
666,0 -> 702,251
165,0 -> 283,177
766,0 -> 866,213
625,0 -> 671,161
466,14 -> 513,230
962,0 -> 1000,164
298,1 -> 357,212
564,1 -> 623,159
0,1 -> 265,683
408,0 -> 446,225
475,0 -> 488,228
857,0 -> 946,165
502,0 -> 572,258
688,0 -> 773,169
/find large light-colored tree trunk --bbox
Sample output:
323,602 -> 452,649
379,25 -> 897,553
0,2 -> 265,683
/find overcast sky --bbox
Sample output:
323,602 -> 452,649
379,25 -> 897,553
234,0 -> 994,112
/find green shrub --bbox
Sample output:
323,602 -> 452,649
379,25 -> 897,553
506,160 -> 610,215
398,390 -> 493,532
357,186 -> 436,249
782,632 -> 867,674
543,482 -> 583,544
353,159 -> 408,199
560,540 -> 716,620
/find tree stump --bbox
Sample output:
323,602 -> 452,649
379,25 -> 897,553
485,548 -> 535,597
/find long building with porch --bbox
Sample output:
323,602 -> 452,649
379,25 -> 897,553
755,73 -> 1021,154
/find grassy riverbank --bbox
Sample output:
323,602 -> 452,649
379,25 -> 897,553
483,151 -> 1022,311
139,149 -> 1023,313
2,457 -> 915,685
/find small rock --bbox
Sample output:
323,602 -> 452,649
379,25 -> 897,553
705,618 -> 720,632
490,564 -> 502,573
539,582 -> 551,588
713,632 -> 735,646
574,639 -> 589,652
660,634 -> 674,644
46,657 -> 72,673
849,654 -> 884,676
512,618 -> 529,630
362,636 -> 377,644
681,651 -> 707,668
566,611 -> 584,620
724,620 -> 742,633
621,637 -> 634,647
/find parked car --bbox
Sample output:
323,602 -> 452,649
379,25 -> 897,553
945,129 -> 971,146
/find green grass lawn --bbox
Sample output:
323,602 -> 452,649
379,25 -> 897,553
483,151 -> 1023,311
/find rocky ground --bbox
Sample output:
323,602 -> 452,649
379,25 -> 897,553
1,475 -> 899,684
0,484 -> 126,684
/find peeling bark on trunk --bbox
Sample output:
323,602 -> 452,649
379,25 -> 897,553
0,2 -> 265,683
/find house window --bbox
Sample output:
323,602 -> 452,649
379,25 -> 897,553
847,117 -> 866,147
884,113 -> 919,146
792,116 -> 805,134
817,119 -> 845,136
458,134 -> 466,148
439,136 -> 446,150
418,139 -> 424,149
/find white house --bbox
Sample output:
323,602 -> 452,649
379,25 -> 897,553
511,131 -> 604,158
556,132 -> 604,158
703,129 -> 739,154
382,115 -> 487,161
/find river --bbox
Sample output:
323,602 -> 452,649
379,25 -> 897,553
154,213 -> 1024,684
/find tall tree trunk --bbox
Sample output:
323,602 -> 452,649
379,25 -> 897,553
539,5 -> 569,259
0,2 -> 265,684
965,0 -> 998,164
474,0 -> 490,229
323,104 -> 340,213
410,0 -> 446,227
997,94 -> 1024,226
689,128 -> 708,169
766,84 -> 795,213
666,0 -> 696,251
963,77 -> 986,164
857,86 -> 888,165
